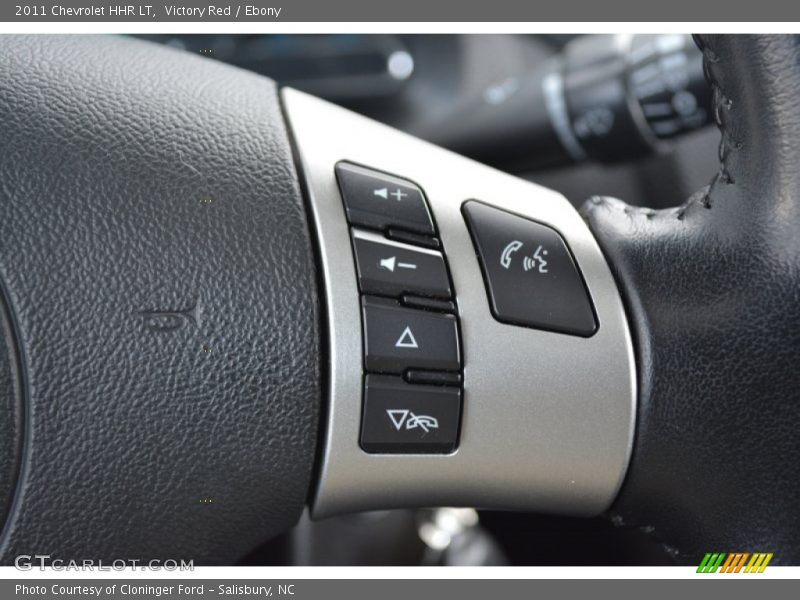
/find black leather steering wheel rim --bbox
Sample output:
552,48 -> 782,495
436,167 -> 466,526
583,34 -> 800,564
0,35 -> 321,564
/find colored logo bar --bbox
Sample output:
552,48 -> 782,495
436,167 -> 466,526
697,552 -> 773,573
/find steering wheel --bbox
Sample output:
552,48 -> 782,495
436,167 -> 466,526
0,34 -> 796,565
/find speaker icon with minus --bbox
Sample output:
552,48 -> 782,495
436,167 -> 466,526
378,256 -> 417,272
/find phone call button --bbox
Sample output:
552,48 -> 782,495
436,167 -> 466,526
462,200 -> 597,336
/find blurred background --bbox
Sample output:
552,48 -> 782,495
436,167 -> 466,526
139,34 -> 719,211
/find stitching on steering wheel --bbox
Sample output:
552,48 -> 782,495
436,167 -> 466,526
687,35 -> 739,216
586,35 -> 747,562
585,36 -> 740,224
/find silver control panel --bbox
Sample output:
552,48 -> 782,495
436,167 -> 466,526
283,88 -> 636,519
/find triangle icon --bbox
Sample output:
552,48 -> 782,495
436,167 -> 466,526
395,326 -> 418,349
387,409 -> 408,431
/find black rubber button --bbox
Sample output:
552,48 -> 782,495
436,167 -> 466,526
360,375 -> 461,454
336,162 -> 435,235
462,200 -> 597,336
362,296 -> 460,374
400,294 -> 456,314
385,228 -> 440,249
404,370 -> 463,387
352,229 -> 451,299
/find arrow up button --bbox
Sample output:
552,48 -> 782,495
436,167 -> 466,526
362,296 -> 460,374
